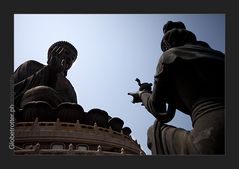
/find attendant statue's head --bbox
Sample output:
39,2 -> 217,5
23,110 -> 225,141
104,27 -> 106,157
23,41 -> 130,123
47,41 -> 78,76
161,28 -> 197,52
163,21 -> 186,34
161,21 -> 211,52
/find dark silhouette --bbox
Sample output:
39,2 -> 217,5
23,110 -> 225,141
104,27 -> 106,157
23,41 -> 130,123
14,41 -> 78,111
135,78 -> 152,92
128,21 -> 225,154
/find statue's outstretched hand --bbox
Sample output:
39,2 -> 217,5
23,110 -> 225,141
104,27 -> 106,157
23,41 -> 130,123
128,91 -> 146,104
128,78 -> 152,104
128,91 -> 141,104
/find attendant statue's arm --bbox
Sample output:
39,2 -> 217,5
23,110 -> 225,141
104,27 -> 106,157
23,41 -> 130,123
128,62 -> 176,123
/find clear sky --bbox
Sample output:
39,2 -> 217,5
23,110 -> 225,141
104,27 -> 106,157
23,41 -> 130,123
14,14 -> 225,155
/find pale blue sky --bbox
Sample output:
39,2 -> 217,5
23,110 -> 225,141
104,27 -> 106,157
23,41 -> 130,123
14,14 -> 225,155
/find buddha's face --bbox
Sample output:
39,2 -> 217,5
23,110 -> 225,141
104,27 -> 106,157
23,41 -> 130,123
52,45 -> 76,71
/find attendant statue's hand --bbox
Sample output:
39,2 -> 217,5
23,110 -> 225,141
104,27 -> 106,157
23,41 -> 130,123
128,78 -> 152,104
128,91 -> 141,104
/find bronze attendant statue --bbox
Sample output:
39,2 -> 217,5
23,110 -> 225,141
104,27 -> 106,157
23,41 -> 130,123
129,21 -> 225,154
